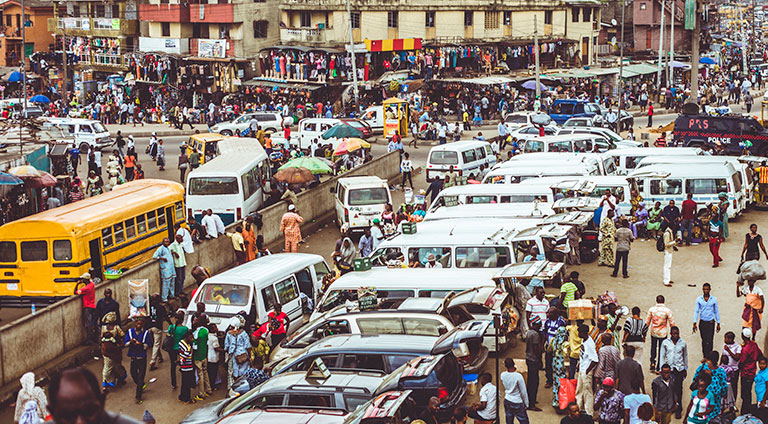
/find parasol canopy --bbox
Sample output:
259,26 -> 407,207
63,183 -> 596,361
8,165 -> 43,177
333,138 -> 370,156
0,172 -> 22,185
322,124 -> 363,140
279,157 -> 333,174
22,171 -> 57,188
29,94 -> 50,103
699,57 -> 717,65
274,167 -> 315,184
521,80 -> 548,91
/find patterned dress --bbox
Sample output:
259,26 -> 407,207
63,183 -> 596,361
550,326 -> 569,408
598,218 -> 616,266
692,363 -> 728,419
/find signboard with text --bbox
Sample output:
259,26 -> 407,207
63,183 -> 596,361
198,39 -> 226,58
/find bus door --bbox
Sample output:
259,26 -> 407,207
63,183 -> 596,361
89,239 -> 103,280
165,207 -> 176,240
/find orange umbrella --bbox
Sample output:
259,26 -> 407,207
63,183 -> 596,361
333,138 -> 371,156
274,167 -> 314,184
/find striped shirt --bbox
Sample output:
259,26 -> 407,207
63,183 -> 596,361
179,340 -> 194,372
560,282 -> 579,308
623,318 -> 649,343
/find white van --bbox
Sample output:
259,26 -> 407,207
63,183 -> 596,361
424,202 -> 553,221
42,117 -> 113,154
550,176 -> 638,214
428,183 -> 554,213
494,152 -> 617,175
426,141 -> 496,182
482,163 -> 600,184
362,106 -> 384,134
629,163 -> 745,217
369,218 -> 546,268
635,156 -> 753,210
186,253 -> 331,337
522,134 -> 614,154
332,176 -> 392,232
186,138 -> 271,226
271,118 -> 342,150
605,147 -> 704,175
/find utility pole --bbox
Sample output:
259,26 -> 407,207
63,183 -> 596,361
534,15 -> 541,99
668,0 -> 675,84
740,7 -> 748,73
619,0 -> 626,112
657,0 -> 666,87
345,0 -> 359,114
690,0 -> 700,103
20,0 -> 26,153
62,35 -> 68,104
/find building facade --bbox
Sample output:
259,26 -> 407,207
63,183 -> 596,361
633,0 -> 691,53
0,0 -> 54,68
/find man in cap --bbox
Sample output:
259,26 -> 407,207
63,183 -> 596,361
739,327 -> 763,412
425,253 -> 442,268
370,220 -> 384,251
148,132 -> 158,161
525,317 -> 543,411
280,204 -> 304,253
595,377 -> 624,424
76,273 -> 97,345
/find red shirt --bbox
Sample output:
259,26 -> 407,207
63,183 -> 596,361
740,340 -> 762,377
268,311 -> 288,335
681,199 -> 697,220
78,281 -> 96,309
284,127 -> 291,139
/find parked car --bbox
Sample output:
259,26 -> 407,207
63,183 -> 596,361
343,391 -> 420,424
509,125 -> 559,141
548,99 -> 602,124
210,112 -> 285,136
562,116 -> 603,128
269,320 -> 491,375
503,111 -> 554,132
339,118 -> 373,139
598,106 -> 635,131
181,370 -> 386,424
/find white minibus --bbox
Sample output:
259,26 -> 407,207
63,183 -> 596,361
426,141 -> 496,182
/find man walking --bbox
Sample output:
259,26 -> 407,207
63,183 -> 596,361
170,234 -> 186,298
615,345 -> 645,396
525,318 -> 543,411
76,273 -> 97,345
400,152 -> 413,190
501,357 -> 529,424
680,193 -> 696,246
646,295 -> 675,373
280,204 -> 303,253
147,294 -> 167,370
651,364 -> 676,424
692,283 -> 720,357
152,237 -> 176,302
658,326 -> 687,419
96,288 -> 120,325
612,219 -> 634,278
662,222 -> 677,286
124,317 -> 151,404
739,327 -> 763,413
192,316 -> 211,400
576,324 -> 598,415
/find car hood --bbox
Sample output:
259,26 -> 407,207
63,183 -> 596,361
431,320 -> 490,355
181,399 -> 227,424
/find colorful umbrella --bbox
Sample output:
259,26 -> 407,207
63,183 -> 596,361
521,80 -> 548,91
22,171 -> 57,188
29,94 -> 50,103
333,138 -> 371,156
0,172 -> 22,185
7,71 -> 23,83
700,57 -> 717,65
8,165 -> 42,177
322,124 -> 363,140
274,167 -> 315,184
279,157 -> 333,174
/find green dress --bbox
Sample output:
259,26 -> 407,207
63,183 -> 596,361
647,207 -> 662,231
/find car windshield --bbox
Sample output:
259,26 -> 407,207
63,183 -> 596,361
195,283 -> 250,307
430,151 -> 459,165
349,188 -> 389,206
92,122 -> 107,133
188,177 -> 239,195
505,115 -> 528,124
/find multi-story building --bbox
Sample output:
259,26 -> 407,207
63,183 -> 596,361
276,0 -> 601,79
633,0 -> 690,53
0,0 -> 54,68
49,0 -> 139,94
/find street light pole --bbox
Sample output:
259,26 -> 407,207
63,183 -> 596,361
619,0 -> 626,113
345,0 -> 359,114
690,0 -> 700,103
657,0 -> 666,87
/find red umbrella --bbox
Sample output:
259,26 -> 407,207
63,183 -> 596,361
22,171 -> 57,188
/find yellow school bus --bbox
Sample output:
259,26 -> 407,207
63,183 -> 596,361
186,133 -> 226,165
0,179 -> 186,306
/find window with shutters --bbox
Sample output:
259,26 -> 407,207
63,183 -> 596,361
484,11 -> 499,29
425,11 -> 435,28
253,20 -> 268,38
387,11 -> 398,28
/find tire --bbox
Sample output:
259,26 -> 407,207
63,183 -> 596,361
79,142 -> 90,155
220,130 -> 232,136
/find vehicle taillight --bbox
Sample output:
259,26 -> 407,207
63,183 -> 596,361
438,387 -> 449,401
237,207 -> 242,220
344,208 -> 349,222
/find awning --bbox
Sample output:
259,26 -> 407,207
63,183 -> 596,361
619,63 -> 658,78
431,75 -> 515,85
244,78 -> 324,91
365,38 -> 422,52
260,46 -> 343,54
543,68 -> 618,79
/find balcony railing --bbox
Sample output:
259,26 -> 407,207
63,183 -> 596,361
58,17 -> 91,30
280,27 -> 327,43
74,52 -> 126,67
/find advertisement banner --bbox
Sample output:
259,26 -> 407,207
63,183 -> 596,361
198,39 -> 226,58
111,19 -> 120,30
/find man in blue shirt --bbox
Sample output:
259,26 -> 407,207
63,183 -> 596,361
692,282 -> 720,357
125,317 -> 151,404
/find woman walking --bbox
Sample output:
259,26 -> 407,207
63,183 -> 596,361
742,223 -> 768,261
738,278 -> 764,338
717,193 -> 729,239
549,326 -> 569,411
708,206 -> 724,267
167,310 -> 188,390
598,209 -> 616,267
685,376 -> 715,424
690,351 -> 728,421
224,315 -> 250,390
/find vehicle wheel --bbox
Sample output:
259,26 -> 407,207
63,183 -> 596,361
79,143 -> 90,155
220,130 -> 232,136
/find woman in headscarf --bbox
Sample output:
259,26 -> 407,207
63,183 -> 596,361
646,201 -> 663,239
738,278 -> 764,338
598,209 -> 616,267
100,311 -> 125,392
690,351 -> 728,421
241,219 -> 257,262
224,315 -> 250,390
14,373 -> 47,423
335,237 -> 357,275
631,202 -> 649,239
718,192 -> 729,239
549,326 -> 569,411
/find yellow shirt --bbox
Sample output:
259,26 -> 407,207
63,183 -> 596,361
229,232 -> 245,251
566,324 -> 590,359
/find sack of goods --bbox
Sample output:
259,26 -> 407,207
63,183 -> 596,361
568,299 -> 595,321
741,260 -> 767,281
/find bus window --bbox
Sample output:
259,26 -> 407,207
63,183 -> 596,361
174,202 -> 184,221
102,228 -> 113,248
651,179 -> 682,195
53,240 -> 72,261
685,178 -> 728,194
455,247 -> 511,268
0,241 -> 16,262
113,223 -> 125,244
137,215 -> 147,234
21,241 -> 47,261
157,208 -> 167,228
125,218 -> 136,239
147,210 -> 157,230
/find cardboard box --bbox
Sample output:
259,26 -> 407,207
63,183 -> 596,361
514,358 -> 528,383
568,299 -> 595,321
402,222 -> 417,234
353,258 -> 372,271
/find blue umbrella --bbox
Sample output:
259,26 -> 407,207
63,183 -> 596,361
521,80 -> 548,91
29,95 -> 50,103
0,172 -> 23,185
7,71 -> 23,83
321,124 -> 363,140
699,57 -> 717,65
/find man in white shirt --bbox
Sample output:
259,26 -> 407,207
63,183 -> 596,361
200,209 -> 224,239
576,324 -> 599,415
175,224 -> 194,254
424,254 -> 442,268
525,286 -> 549,324
400,152 -> 413,190
599,189 -> 617,223
606,109 -> 618,132
370,219 -> 384,251
500,357 -> 529,424
469,373 -> 497,422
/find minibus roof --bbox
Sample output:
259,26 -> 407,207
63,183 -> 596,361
203,253 -> 325,285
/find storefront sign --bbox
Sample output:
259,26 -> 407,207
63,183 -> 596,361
111,19 -> 120,30
198,39 -> 226,58
165,39 -> 177,48
684,0 -> 695,30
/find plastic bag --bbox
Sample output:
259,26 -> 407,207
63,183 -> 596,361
558,378 -> 578,410
740,260 -> 767,281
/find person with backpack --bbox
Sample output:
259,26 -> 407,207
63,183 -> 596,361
267,303 -> 290,348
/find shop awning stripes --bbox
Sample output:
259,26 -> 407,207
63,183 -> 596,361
365,38 -> 422,52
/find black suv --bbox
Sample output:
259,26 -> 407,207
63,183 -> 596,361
673,114 -> 768,155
